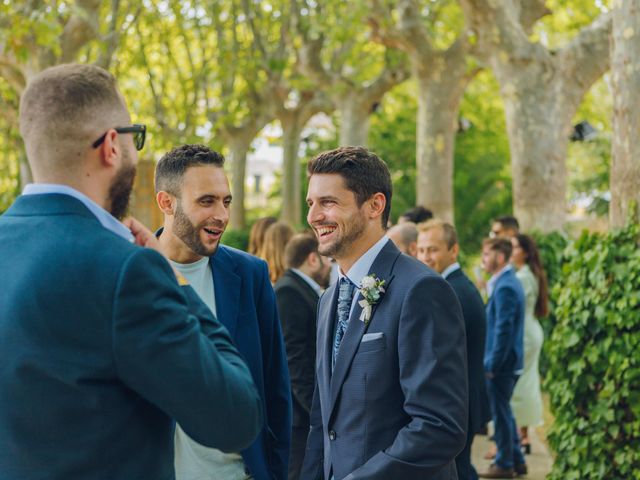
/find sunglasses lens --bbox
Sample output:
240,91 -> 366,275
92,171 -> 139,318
135,131 -> 145,151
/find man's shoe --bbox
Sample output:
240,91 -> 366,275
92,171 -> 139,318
515,463 -> 528,476
478,463 -> 516,478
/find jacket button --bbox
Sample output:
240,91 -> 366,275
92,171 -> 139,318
329,430 -> 336,441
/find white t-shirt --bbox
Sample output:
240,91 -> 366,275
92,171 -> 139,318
169,257 -> 247,480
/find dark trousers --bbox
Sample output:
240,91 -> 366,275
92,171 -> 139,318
289,426 -> 308,480
486,375 -> 525,470
455,431 -> 478,480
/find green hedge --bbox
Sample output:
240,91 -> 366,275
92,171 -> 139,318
545,223 -> 640,479
222,228 -> 250,252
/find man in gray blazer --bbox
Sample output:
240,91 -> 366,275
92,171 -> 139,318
301,147 -> 468,480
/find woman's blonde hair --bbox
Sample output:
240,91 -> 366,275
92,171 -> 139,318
259,221 -> 295,284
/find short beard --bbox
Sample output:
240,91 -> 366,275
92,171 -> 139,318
108,163 -> 137,220
317,211 -> 366,259
173,202 -> 220,257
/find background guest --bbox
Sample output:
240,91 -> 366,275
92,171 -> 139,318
490,216 -> 520,239
510,234 -> 547,454
387,221 -> 418,257
274,233 -> 332,480
417,219 -> 491,479
260,221 -> 295,284
398,205 -> 433,224
248,216 -> 277,255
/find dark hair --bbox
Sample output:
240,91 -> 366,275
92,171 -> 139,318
285,233 -> 319,269
514,234 -> 549,317
307,146 -> 392,228
400,206 -> 433,224
494,215 -> 520,232
155,144 -> 225,196
483,237 -> 512,261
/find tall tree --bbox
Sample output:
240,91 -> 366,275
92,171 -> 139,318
609,0 -> 640,227
369,0 -> 478,222
460,0 -> 611,232
0,0 -> 127,187
292,0 -> 409,146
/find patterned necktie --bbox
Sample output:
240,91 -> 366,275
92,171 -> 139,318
333,277 -> 355,369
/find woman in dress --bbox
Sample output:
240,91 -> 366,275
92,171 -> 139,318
510,234 -> 548,453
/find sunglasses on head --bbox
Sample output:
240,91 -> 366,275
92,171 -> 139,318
92,124 -> 146,151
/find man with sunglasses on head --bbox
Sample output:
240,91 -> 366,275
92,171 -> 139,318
0,63 -> 262,480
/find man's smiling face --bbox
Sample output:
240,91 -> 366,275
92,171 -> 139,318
173,164 -> 231,258
306,173 -> 367,261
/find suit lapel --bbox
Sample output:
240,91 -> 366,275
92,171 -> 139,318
210,246 -> 241,339
328,240 -> 400,417
318,282 -> 340,399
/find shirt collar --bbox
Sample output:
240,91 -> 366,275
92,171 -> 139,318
442,262 -> 461,279
291,268 -> 323,296
339,235 -> 390,288
22,183 -> 134,242
487,264 -> 513,297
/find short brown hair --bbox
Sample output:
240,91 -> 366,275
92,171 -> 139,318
418,219 -> 458,249
483,237 -> 512,260
19,64 -> 128,175
307,146 -> 392,228
284,233 -> 319,269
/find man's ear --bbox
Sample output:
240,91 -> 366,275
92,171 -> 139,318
97,129 -> 119,168
367,192 -> 386,220
451,243 -> 460,259
306,251 -> 319,268
156,191 -> 176,215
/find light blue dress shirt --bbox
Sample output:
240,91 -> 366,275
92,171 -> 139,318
22,183 -> 134,242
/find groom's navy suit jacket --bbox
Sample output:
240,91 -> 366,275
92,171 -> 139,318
208,245 -> 292,480
301,240 -> 468,480
0,194 -> 262,479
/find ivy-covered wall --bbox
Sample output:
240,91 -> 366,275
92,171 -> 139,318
545,224 -> 640,479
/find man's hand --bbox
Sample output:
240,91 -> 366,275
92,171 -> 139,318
123,217 -> 161,252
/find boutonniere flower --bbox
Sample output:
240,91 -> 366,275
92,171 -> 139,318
358,274 -> 386,325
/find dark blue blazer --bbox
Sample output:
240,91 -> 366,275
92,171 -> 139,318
0,194 -> 262,480
484,268 -> 525,375
301,240 -> 468,480
210,245 -> 292,480
445,268 -> 491,436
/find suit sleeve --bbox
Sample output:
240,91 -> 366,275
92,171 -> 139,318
275,284 -> 316,416
485,286 -> 518,373
111,248 -> 263,452
257,261 -> 292,480
348,275 -> 468,479
300,382 -> 324,480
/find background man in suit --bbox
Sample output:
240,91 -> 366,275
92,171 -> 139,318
490,216 -> 519,239
155,145 -> 291,480
417,220 -> 491,480
387,222 -> 418,257
0,64 -> 262,479
479,238 -> 527,479
301,146 -> 468,480
275,233 -> 332,480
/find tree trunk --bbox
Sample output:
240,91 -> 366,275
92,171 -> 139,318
609,0 -> 640,227
338,95 -> 371,147
502,87 -> 570,232
228,138 -> 249,231
280,116 -> 303,226
414,59 -> 470,224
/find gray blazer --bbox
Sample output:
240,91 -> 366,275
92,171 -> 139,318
301,240 -> 468,480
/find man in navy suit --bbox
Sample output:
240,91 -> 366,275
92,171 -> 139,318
275,233 -> 332,480
417,220 -> 491,480
0,64 -> 262,479
155,145 -> 292,480
479,238 -> 527,479
301,147 -> 468,480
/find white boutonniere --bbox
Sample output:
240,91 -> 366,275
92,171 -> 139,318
357,274 -> 386,325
